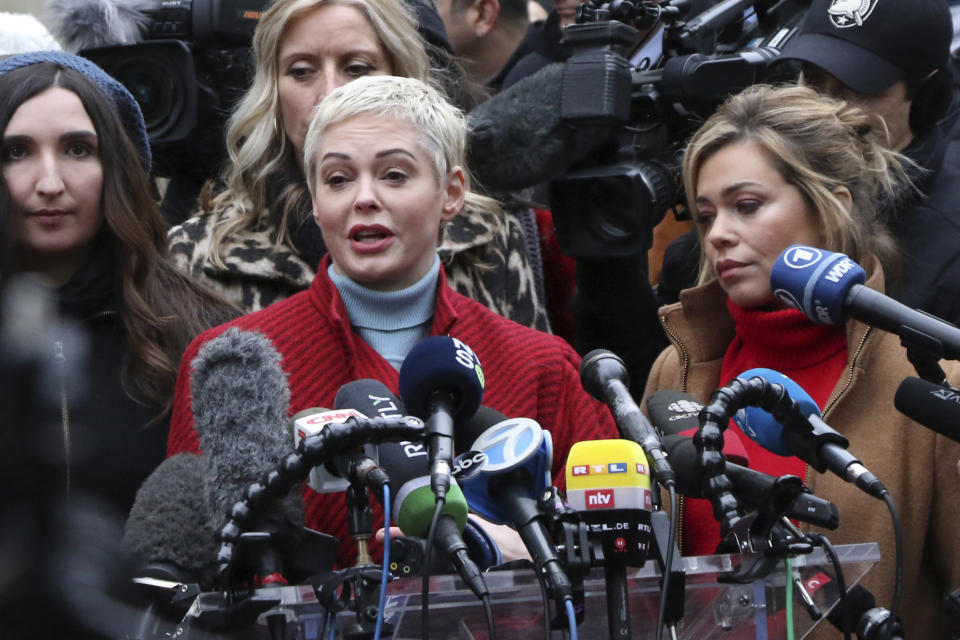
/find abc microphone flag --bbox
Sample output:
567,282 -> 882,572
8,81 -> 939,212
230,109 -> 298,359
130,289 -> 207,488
565,439 -> 652,566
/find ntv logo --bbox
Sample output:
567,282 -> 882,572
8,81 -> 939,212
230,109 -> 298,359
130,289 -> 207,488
586,489 -> 615,509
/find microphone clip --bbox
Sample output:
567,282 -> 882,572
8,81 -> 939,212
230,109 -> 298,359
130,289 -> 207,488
720,475 -> 815,584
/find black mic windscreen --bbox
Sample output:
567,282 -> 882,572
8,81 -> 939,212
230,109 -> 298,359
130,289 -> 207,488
398,336 -> 484,422
645,390 -> 704,436
454,405 -> 508,454
893,377 -> 960,444
334,379 -> 406,418
189,328 -> 302,527
123,453 -> 216,582
47,0 -> 151,53
467,63 -> 610,192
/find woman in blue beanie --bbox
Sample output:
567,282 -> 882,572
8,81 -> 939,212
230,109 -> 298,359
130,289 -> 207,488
0,52 -> 238,517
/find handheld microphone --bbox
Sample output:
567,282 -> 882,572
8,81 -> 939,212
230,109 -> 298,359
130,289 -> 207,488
456,408 -> 574,606
661,435 -> 839,529
398,336 -> 485,501
893,377 -> 960,445
292,407 -> 388,497
770,245 -> 960,360
564,439 -> 653,566
580,349 -> 675,487
731,368 -> 888,500
189,328 -> 303,585
336,379 -> 488,599
123,453 -> 218,585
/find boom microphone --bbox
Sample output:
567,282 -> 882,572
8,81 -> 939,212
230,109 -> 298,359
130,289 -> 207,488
661,435 -> 839,529
893,377 -> 960,444
189,328 -> 303,583
731,368 -> 887,500
770,245 -> 960,360
467,63 -> 611,192
398,336 -> 484,501
580,349 -> 676,486
123,453 -> 217,584
47,0 -> 151,53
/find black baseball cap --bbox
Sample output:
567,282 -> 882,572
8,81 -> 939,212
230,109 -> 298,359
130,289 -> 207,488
780,0 -> 953,94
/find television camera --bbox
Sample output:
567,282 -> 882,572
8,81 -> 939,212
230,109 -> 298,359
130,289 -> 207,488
548,0 -> 809,258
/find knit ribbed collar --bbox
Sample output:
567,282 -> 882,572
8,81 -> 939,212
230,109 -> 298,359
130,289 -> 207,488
328,255 -> 440,331
727,298 -> 847,370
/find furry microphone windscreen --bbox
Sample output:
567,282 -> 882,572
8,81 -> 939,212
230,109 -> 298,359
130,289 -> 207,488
46,0 -> 152,52
123,453 -> 217,581
466,62 -> 611,193
189,328 -> 303,530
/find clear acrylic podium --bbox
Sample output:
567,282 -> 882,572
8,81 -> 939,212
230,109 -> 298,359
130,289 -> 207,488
375,542 -> 879,640
176,542 -> 879,639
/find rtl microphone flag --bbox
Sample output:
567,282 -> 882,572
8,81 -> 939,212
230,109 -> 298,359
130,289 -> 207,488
565,439 -> 652,566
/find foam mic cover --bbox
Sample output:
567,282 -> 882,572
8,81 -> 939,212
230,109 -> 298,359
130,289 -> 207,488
123,453 -> 217,583
894,377 -> 960,444
456,408 -> 553,525
467,63 -> 611,192
398,336 -> 484,423
732,368 -> 821,457
771,245 -> 960,360
334,379 -> 406,418
564,439 -> 652,566
189,328 -> 303,529
378,441 -> 469,536
770,245 -> 866,324
47,0 -> 151,52
645,390 -> 703,435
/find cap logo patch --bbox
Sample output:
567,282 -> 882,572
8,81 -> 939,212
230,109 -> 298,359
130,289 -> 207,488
828,0 -> 879,28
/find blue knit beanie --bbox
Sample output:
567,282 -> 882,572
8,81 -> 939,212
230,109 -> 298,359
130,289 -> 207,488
0,50 -> 152,173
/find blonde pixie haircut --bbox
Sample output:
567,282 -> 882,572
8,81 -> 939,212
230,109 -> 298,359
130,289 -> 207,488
205,0 -> 430,267
304,75 -> 499,223
682,84 -> 909,285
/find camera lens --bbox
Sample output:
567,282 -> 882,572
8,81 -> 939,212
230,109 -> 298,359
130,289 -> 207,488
111,58 -> 182,136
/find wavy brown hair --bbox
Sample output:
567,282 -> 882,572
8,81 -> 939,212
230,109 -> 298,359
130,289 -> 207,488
0,64 -> 238,418
682,84 -> 911,285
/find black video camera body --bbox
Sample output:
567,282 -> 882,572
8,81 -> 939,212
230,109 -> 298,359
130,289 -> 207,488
80,0 -> 269,179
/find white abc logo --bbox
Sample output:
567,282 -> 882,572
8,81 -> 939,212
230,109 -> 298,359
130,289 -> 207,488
668,400 -> 701,413
471,418 -> 543,472
783,246 -> 823,269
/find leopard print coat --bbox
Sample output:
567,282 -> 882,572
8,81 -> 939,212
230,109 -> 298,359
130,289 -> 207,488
168,203 -> 551,332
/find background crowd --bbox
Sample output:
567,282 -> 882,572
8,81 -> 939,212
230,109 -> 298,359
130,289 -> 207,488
2,0 -> 960,638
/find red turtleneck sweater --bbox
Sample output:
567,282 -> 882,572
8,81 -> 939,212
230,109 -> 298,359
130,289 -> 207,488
681,299 -> 848,556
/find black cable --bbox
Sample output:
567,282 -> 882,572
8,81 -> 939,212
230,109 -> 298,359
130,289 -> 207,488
809,533 -> 850,640
481,592 -> 498,640
880,491 -> 903,616
421,498 -> 445,640
656,484 -> 679,640
535,569 -> 552,640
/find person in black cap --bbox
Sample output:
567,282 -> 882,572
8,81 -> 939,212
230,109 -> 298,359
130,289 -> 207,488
779,0 -> 960,329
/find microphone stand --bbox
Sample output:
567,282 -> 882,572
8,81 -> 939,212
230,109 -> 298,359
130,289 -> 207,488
648,484 -> 685,636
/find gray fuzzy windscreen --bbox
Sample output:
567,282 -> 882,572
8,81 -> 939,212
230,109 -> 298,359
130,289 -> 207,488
123,453 -> 216,577
46,0 -> 152,52
189,328 -> 302,531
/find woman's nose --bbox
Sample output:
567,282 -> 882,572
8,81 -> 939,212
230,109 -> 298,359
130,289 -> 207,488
36,155 -> 65,197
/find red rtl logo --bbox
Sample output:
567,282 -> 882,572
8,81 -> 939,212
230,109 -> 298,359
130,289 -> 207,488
585,488 -> 614,509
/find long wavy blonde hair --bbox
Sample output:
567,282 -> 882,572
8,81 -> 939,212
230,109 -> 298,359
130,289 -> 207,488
205,0 -> 431,267
682,84 -> 910,285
